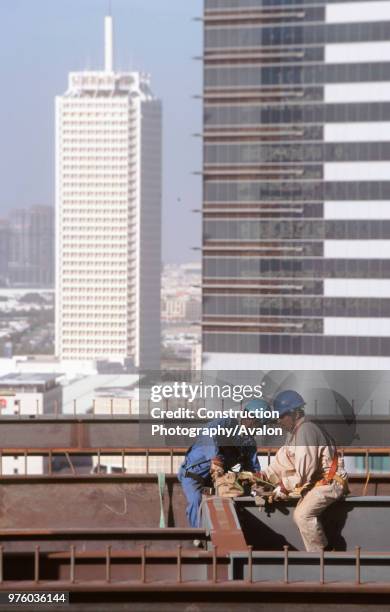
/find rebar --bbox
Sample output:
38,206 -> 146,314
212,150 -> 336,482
247,545 -> 253,583
283,545 -> 289,583
177,545 -> 182,583
106,545 -> 111,583
34,546 -> 40,583
355,546 -> 361,584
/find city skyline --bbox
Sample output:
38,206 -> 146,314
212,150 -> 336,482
0,0 -> 202,264
4,0 -> 390,370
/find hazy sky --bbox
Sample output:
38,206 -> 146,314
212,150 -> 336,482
0,0 -> 202,263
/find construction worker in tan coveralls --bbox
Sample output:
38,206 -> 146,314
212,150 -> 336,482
259,390 -> 348,552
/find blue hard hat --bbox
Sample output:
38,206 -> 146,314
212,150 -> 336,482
273,390 -> 305,417
244,398 -> 270,413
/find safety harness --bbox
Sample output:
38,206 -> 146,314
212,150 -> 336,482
314,451 -> 349,492
315,451 -> 339,486
286,420 -> 349,494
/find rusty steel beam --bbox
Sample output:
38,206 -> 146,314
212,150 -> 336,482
0,418 -> 144,449
0,446 -> 389,457
0,416 -> 389,449
1,495 -> 390,596
201,497 -> 247,555
0,471 -> 387,485
0,548 -> 228,586
0,475 -> 181,483
0,473 -> 389,499
45,550 -> 216,558
1,446 -> 390,455
0,480 -> 188,548
1,580 -> 390,595
0,448 -> 187,455
0,476 -> 388,500
0,528 -> 205,541
2,545 -> 390,595
0,463 -> 389,503
1,545 -> 390,592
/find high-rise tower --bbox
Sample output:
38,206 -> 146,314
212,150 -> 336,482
201,0 -> 390,370
56,16 -> 162,367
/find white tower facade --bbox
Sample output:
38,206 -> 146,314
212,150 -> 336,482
55,16 -> 161,368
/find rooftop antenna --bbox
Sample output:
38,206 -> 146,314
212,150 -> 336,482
104,2 -> 114,72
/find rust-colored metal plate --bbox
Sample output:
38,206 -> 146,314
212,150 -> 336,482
0,481 -> 188,551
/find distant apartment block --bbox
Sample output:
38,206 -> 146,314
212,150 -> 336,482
0,220 -> 10,285
201,0 -> 390,369
162,295 -> 201,322
55,16 -> 162,367
6,206 -> 54,288
29,206 -> 55,287
191,341 -> 202,370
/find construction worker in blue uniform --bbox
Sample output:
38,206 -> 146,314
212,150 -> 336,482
178,398 -> 268,530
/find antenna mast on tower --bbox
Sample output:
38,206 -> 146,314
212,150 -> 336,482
104,3 -> 114,72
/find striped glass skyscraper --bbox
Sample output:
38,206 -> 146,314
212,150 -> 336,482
201,0 -> 390,370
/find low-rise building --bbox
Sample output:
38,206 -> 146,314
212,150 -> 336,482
93,386 -> 138,415
0,373 -> 62,415
0,373 -> 62,475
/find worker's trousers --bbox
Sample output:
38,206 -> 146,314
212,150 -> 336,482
178,465 -> 211,528
293,481 -> 345,552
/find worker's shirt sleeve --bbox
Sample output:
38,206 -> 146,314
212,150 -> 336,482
264,446 -> 294,486
201,435 -> 223,463
200,418 -> 236,465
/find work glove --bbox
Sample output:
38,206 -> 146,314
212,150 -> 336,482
271,484 -> 289,501
238,471 -> 274,497
254,471 -> 269,483
215,472 -> 244,498
237,470 -> 256,483
236,471 -> 267,484
210,457 -> 224,480
247,471 -> 273,487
